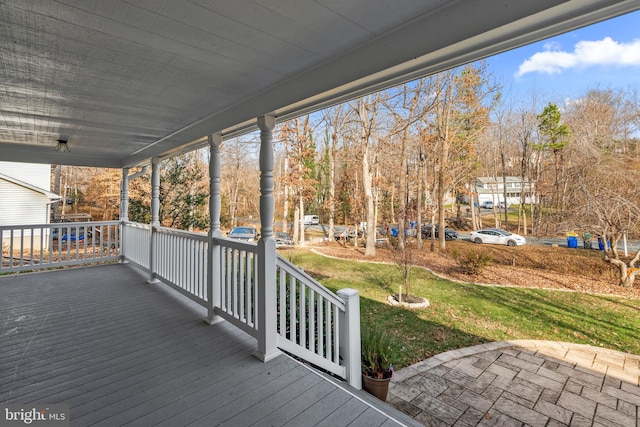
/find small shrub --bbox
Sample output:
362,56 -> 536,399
452,249 -> 493,275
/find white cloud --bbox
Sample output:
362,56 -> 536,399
543,40 -> 561,51
516,37 -> 640,77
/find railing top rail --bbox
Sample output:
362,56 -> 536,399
122,221 -> 150,228
213,236 -> 258,253
154,226 -> 208,242
276,254 -> 346,309
0,220 -> 120,231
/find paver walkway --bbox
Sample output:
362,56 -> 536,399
388,340 -> 640,426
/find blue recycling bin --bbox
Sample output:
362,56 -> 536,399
567,236 -> 578,248
391,228 -> 398,237
597,237 -> 610,251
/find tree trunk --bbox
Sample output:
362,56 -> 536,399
437,153 -> 447,251
363,134 -> 376,256
607,245 -> 640,287
436,80 -> 452,252
354,97 -> 379,257
620,273 -> 637,288
53,165 -> 61,221
283,156 -> 289,233
328,141 -> 335,242
469,191 -> 478,230
299,196 -> 305,245
373,163 -> 380,245
417,154 -> 423,250
390,187 -> 396,225
293,206 -> 300,242
501,152 -> 508,230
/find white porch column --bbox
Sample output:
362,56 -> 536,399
254,114 -> 280,362
206,134 -> 223,325
120,167 -> 129,221
151,157 -> 161,228
337,288 -> 362,390
119,167 -> 130,263
148,157 -> 161,283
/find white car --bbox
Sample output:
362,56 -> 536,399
470,228 -> 526,246
479,200 -> 494,209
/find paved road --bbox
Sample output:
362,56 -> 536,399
306,222 -> 640,254
308,223 -> 639,253
458,233 -> 640,254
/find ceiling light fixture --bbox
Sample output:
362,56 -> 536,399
54,139 -> 69,152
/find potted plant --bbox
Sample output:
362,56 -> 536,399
361,326 -> 394,401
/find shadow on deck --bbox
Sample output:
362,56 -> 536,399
0,264 -> 419,426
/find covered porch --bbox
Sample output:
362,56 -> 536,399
2,1 -> 640,425
0,263 -> 417,426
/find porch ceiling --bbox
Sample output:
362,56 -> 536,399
1,1 -> 638,168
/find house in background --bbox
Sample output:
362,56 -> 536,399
0,162 -> 60,249
468,176 -> 535,207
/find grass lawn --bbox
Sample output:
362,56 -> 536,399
286,250 -> 640,370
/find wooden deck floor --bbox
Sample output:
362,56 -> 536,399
0,264 -> 419,426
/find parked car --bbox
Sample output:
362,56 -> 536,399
227,226 -> 258,242
421,224 -> 458,241
479,200 -> 494,209
61,233 -> 84,242
470,228 -> 526,246
303,215 -> 319,225
275,232 -> 294,249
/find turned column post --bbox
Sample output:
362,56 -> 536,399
254,115 -> 280,362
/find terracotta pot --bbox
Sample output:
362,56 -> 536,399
362,374 -> 391,401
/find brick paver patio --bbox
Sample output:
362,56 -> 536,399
388,340 -> 640,426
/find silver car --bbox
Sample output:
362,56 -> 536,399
470,228 -> 526,246
227,226 -> 258,242
275,232 -> 294,249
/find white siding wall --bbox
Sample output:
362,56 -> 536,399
0,180 -> 51,226
0,163 -> 53,249
0,161 -> 51,190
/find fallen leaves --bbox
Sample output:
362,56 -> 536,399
313,241 -> 640,300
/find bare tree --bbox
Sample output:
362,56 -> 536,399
567,88 -> 640,287
322,104 -> 350,242
430,64 -> 493,250
352,94 -> 384,256
385,80 -> 427,249
278,117 -> 317,245
573,163 -> 640,286
220,138 -> 259,227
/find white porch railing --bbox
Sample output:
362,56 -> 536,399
121,222 -> 210,308
212,236 -> 260,338
121,221 -> 150,270
3,220 -> 361,388
1,221 -> 121,273
275,255 -> 360,385
153,226 -> 209,306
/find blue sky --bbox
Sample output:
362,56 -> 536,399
485,10 -> 640,105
